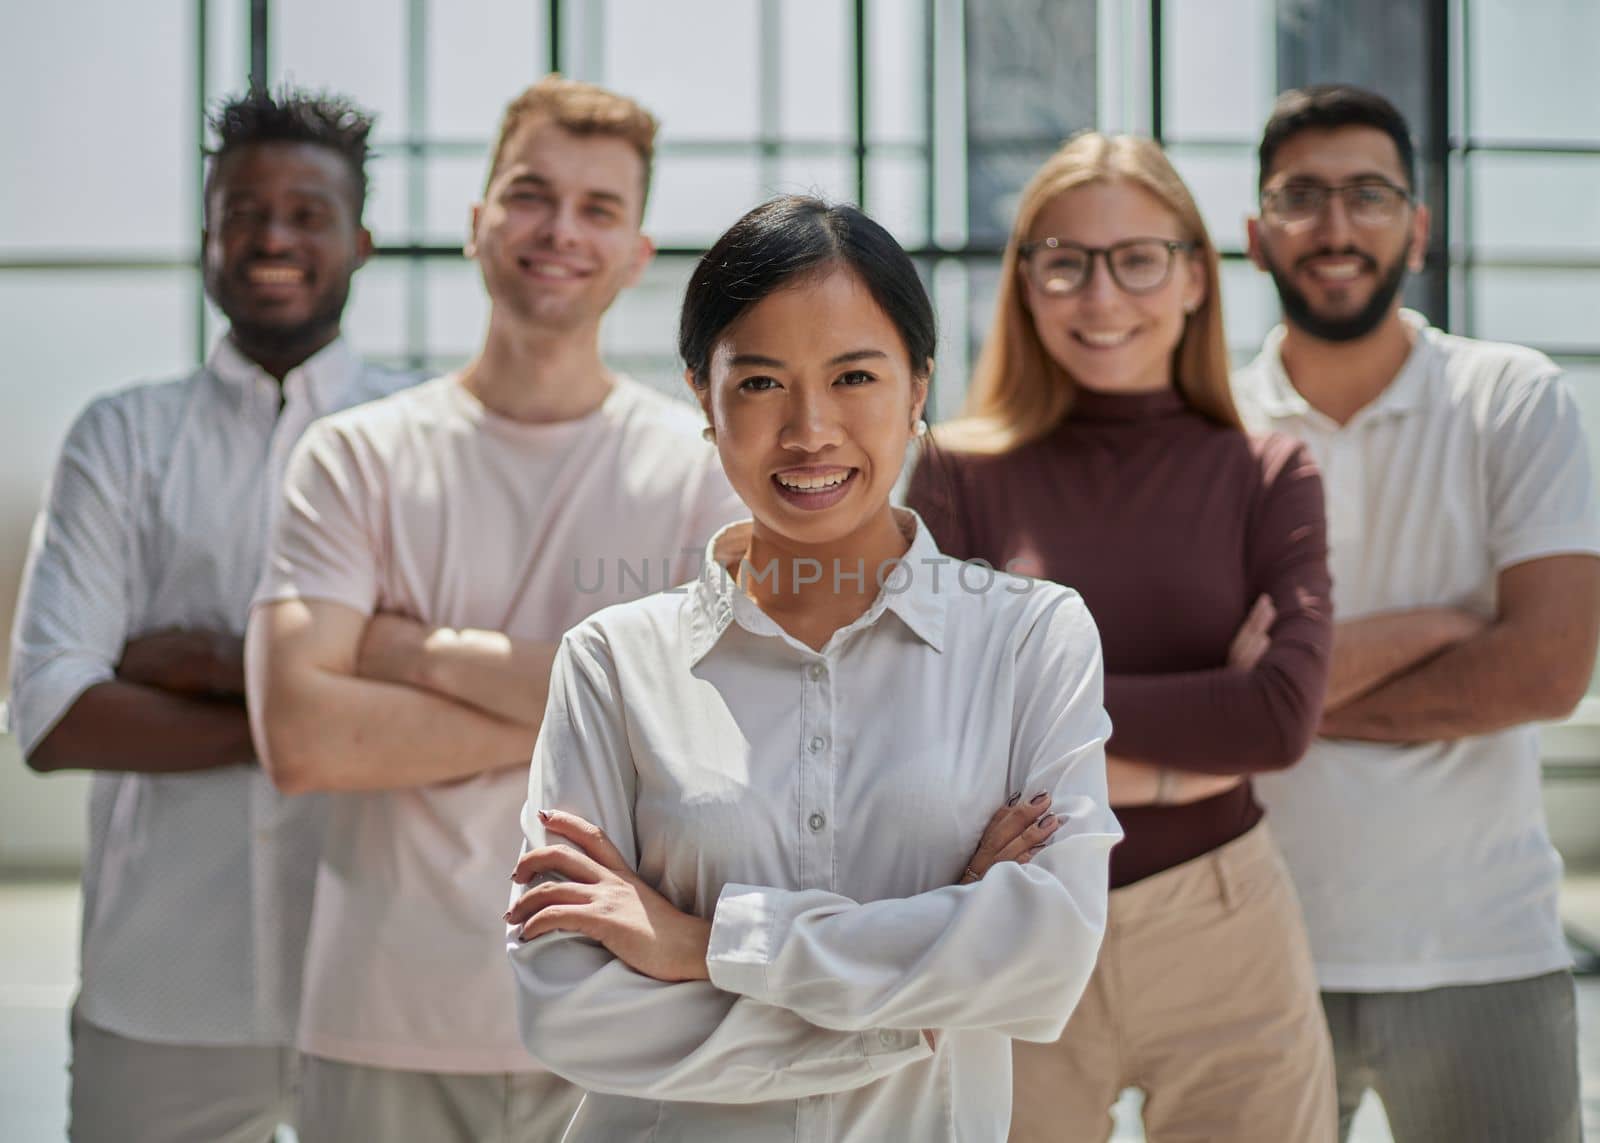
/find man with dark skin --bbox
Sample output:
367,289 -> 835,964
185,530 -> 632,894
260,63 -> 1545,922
8,88 -> 412,1143
1237,85 -> 1598,1143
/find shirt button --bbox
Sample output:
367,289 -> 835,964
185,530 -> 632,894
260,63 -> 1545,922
808,812 -> 827,832
878,1029 -> 898,1047
808,663 -> 825,681
809,736 -> 825,753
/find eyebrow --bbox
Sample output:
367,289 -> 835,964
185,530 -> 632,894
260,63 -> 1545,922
505,173 -> 627,207
729,348 -> 891,368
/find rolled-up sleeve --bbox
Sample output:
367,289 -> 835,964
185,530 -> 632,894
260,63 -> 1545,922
8,398 -> 135,755
706,591 -> 1119,1044
507,632 -> 932,1103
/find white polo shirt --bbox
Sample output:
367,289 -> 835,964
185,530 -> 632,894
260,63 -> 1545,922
8,337 -> 413,1045
1235,311 -> 1600,991
254,373 -> 744,1073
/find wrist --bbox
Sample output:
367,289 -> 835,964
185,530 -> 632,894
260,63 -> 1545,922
414,626 -> 462,692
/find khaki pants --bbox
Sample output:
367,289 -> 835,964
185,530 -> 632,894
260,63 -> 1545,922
68,1008 -> 296,1143
1010,822 -> 1336,1143
297,1053 -> 584,1143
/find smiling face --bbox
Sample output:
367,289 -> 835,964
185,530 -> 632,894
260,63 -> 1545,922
469,117 -> 654,332
694,265 -> 927,551
203,141 -> 371,358
1248,125 -> 1428,343
1020,179 -> 1204,395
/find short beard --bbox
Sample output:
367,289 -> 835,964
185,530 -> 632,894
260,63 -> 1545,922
214,277 -> 352,364
1263,244 -> 1410,344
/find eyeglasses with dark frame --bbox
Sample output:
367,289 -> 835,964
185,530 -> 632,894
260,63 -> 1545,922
1259,180 -> 1414,228
1017,237 -> 1197,297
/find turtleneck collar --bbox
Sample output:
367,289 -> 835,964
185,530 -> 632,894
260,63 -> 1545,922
1067,383 -> 1189,424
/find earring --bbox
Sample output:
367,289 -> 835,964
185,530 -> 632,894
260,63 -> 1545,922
701,426 -> 715,443
913,419 -> 928,437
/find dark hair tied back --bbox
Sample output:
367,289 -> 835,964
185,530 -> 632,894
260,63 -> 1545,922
679,196 -> 936,387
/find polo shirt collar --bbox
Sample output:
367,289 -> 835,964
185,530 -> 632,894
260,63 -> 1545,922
686,508 -> 949,664
207,333 -> 359,415
1252,308 -> 1436,425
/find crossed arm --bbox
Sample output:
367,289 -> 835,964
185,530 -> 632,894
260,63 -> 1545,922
244,600 -> 557,794
1320,554 -> 1600,742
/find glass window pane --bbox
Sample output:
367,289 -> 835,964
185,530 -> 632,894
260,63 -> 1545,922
867,156 -> 930,246
1220,258 -> 1282,358
272,0 -> 409,141
647,156 -> 764,246
1163,0 -> 1273,141
1469,0 -> 1600,143
602,0 -> 759,141
0,269 -> 195,682
601,258 -> 697,393
868,0 -> 928,143
205,0 -> 250,107
0,0 -> 194,255
364,151 -> 412,246
1470,269 -> 1600,351
424,156 -> 489,246
343,259 -> 413,360
1469,153 -> 1600,256
422,259 -> 488,364
1167,147 -> 1257,254
427,0 -> 547,140
779,0 -> 851,142
769,155 -> 856,204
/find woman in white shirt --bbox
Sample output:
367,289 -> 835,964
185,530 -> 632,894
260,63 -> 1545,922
504,195 -> 1121,1141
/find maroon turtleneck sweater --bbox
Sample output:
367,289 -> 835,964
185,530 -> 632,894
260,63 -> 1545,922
908,385 -> 1332,887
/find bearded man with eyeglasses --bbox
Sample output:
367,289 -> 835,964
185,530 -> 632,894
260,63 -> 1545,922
1233,84 -> 1596,1143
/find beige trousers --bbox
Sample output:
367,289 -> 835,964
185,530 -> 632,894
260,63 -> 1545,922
1010,821 -> 1337,1143
296,1053 -> 584,1143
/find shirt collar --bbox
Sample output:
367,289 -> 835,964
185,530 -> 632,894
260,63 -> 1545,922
1251,308 -> 1436,425
685,508 -> 950,665
207,333 -> 360,414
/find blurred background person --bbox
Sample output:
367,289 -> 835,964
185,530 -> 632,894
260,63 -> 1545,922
1238,84 -> 1600,1143
909,131 -> 1336,1142
245,76 -> 742,1143
6,87 -> 411,1143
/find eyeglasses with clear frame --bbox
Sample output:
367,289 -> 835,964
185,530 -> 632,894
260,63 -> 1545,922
1017,237 -> 1197,297
1259,180 -> 1413,229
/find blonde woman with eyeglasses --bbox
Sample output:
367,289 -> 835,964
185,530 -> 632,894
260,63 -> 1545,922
908,132 -> 1338,1142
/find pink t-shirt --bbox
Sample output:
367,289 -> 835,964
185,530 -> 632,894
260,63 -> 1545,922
255,373 -> 744,1072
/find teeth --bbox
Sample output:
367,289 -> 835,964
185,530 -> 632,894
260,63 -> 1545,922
776,470 -> 850,491
526,261 -> 579,278
1077,330 -> 1134,348
1309,262 -> 1361,281
248,266 -> 303,284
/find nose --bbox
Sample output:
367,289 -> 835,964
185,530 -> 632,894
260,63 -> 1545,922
251,213 -> 296,256
779,386 -> 845,454
1077,253 -> 1123,308
1310,193 -> 1355,248
539,198 -> 583,251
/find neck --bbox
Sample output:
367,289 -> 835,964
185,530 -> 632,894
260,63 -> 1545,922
1278,307 -> 1416,425
738,505 -> 912,649
230,325 -> 338,383
460,310 -> 613,424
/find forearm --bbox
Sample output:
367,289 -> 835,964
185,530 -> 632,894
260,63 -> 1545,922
1105,755 -> 1243,807
383,627 -> 557,726
1322,621 -> 1586,742
253,667 -> 535,793
26,681 -> 255,774
1324,609 -> 1482,711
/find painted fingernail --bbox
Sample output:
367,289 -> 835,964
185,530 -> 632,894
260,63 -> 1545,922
502,910 -> 514,922
1006,791 -> 1022,806
1038,814 -> 1059,830
536,808 -> 552,823
1029,791 -> 1049,805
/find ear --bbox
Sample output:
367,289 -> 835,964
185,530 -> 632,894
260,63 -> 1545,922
1181,250 -> 1207,314
1407,202 -> 1431,273
464,203 -> 483,259
354,226 -> 374,269
683,367 -> 711,421
911,366 -> 931,425
1245,216 -> 1269,272
622,233 -> 657,289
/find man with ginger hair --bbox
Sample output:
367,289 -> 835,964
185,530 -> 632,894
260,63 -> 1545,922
246,76 -> 741,1141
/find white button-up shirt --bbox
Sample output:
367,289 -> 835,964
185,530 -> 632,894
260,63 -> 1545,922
509,513 -> 1120,1142
1236,312 -> 1600,991
8,337 -> 413,1045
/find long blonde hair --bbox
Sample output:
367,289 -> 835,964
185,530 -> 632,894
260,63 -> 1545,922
943,131 -> 1241,454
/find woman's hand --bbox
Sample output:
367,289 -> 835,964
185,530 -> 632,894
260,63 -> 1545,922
508,809 -> 713,983
958,791 -> 1061,884
1227,594 -> 1277,670
1106,754 -> 1242,807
